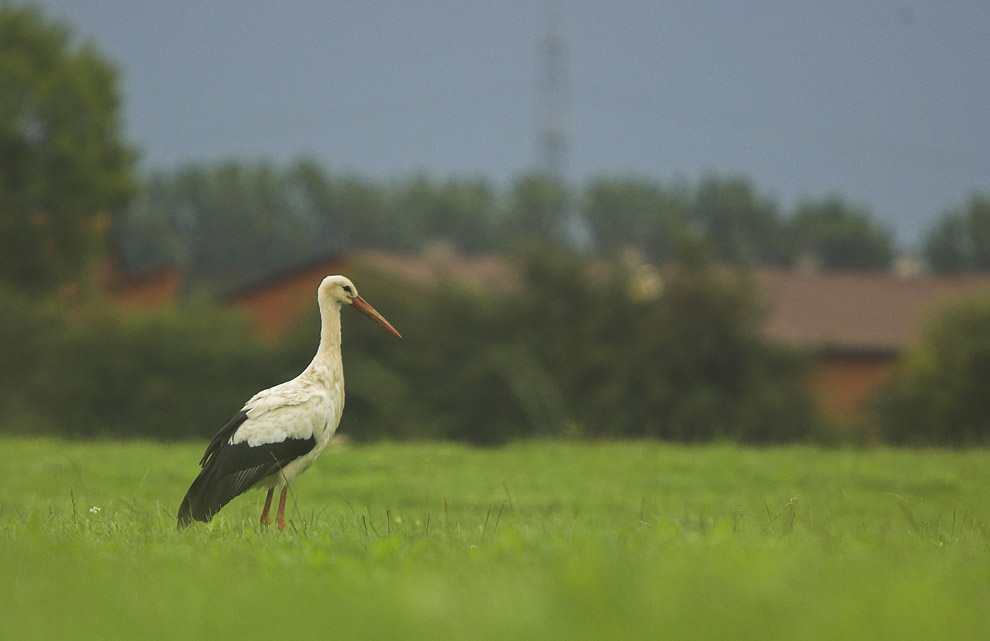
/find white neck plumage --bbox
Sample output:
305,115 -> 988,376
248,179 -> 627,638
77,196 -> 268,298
304,301 -> 343,379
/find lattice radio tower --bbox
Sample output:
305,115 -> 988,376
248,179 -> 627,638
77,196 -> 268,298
539,0 -> 568,180
538,1 -> 594,250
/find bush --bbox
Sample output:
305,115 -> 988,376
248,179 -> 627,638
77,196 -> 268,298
875,297 -> 990,445
0,249 -> 820,445
0,289 -> 65,430
286,268 -> 536,444
501,249 -> 817,442
326,250 -> 818,444
0,290 -> 281,439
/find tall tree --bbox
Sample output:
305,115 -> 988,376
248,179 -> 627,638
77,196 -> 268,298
689,175 -> 787,266
392,175 -> 497,253
923,195 -> 990,273
788,196 -> 893,271
127,161 -> 317,283
0,5 -> 134,292
502,174 -> 570,247
582,178 -> 689,262
876,297 -> 990,445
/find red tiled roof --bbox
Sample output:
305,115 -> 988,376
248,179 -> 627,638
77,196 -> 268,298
105,247 -> 990,355
99,261 -> 182,309
349,255 -> 990,354
755,269 -> 990,352
351,249 -> 518,290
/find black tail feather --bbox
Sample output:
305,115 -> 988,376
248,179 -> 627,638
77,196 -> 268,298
176,464 -> 230,528
176,472 -> 214,528
176,496 -> 195,528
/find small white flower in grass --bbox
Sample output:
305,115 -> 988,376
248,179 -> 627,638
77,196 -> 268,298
89,506 -> 101,514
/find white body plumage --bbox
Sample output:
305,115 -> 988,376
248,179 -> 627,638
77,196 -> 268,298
235,372 -> 344,489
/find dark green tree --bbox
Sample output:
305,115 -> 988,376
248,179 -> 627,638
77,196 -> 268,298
502,174 -> 570,247
392,175 -> 497,253
491,245 -> 816,442
123,161 -> 330,285
0,5 -> 134,292
788,196 -> 893,271
876,297 -> 990,445
582,178 -> 689,261
689,175 -> 788,266
923,195 -> 990,273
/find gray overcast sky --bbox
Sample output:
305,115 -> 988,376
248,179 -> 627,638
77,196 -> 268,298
36,1 -> 990,246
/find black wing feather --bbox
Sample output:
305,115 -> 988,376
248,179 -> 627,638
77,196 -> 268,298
199,410 -> 249,466
177,410 -> 316,527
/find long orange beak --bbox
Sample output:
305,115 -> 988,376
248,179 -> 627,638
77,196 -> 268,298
350,295 -> 402,338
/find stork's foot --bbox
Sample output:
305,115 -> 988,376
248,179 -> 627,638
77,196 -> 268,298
276,515 -> 286,531
260,487 -> 275,529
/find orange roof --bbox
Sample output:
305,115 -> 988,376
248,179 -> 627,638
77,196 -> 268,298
347,255 -> 990,354
113,245 -> 987,355
99,261 -> 182,310
351,249 -> 519,290
756,269 -> 990,352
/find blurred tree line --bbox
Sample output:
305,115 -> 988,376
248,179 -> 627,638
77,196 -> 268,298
118,162 -> 907,289
6,247 -> 990,446
923,195 -> 990,274
5,4 -> 990,446
117,160 -> 990,289
0,249 -> 823,444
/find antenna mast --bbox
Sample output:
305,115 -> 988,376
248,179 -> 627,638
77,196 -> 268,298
539,0 -> 568,179
538,0 -> 594,250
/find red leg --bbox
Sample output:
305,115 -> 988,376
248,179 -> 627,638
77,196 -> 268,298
276,486 -> 288,531
260,487 -> 275,527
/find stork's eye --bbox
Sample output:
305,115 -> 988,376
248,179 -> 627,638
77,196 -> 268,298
343,285 -> 353,294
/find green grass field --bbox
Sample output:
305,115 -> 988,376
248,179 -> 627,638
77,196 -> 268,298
2,437 -> 989,640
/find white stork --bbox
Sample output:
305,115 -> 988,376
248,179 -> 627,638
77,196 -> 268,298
177,275 -> 401,530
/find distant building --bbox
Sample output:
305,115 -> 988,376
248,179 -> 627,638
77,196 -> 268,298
221,254 -> 347,339
99,261 -> 182,310
756,269 -> 990,425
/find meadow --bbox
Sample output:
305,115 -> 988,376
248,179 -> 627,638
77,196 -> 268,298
1,437 -> 989,640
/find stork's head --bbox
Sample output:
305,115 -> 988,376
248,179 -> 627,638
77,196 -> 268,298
318,275 -> 401,338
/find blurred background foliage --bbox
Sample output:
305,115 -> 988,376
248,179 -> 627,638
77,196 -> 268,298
0,4 -> 134,293
874,297 -> 990,446
112,159 -> 990,297
0,249 -> 822,445
4,4 -> 990,446
4,251 -> 990,445
117,162 -> 909,293
0,286 -> 278,439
